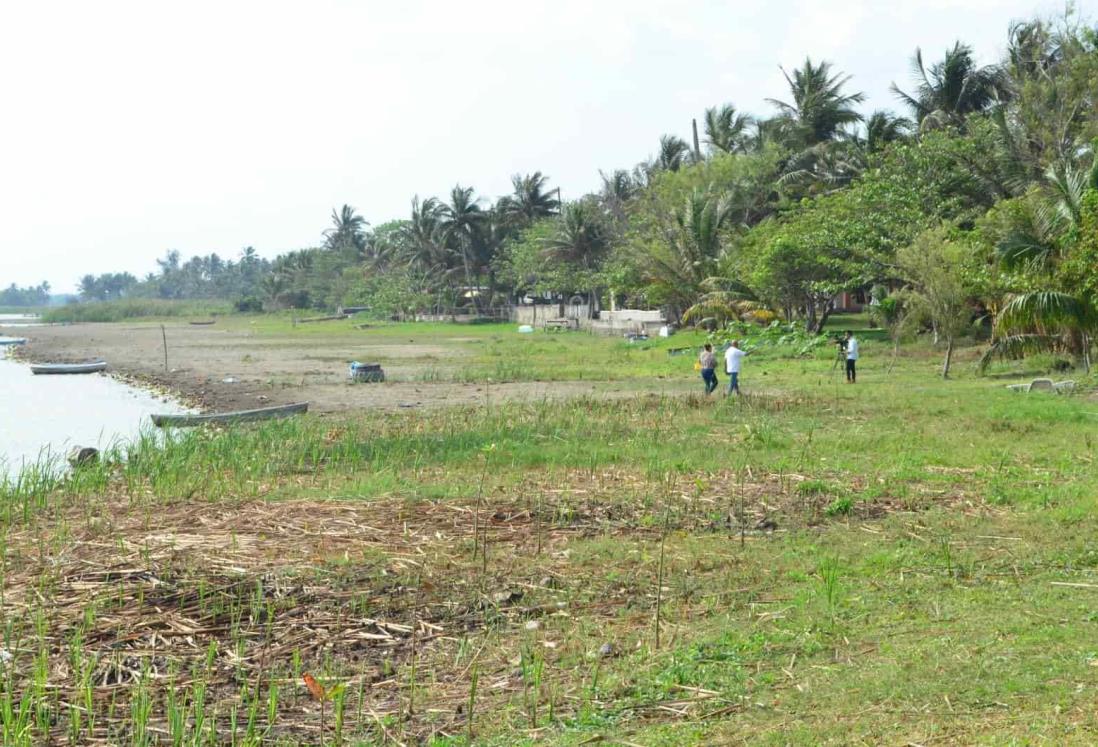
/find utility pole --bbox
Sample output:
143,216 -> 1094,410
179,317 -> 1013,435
691,118 -> 702,162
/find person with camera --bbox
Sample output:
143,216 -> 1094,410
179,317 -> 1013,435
844,330 -> 859,383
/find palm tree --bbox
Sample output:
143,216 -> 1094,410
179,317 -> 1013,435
776,139 -> 867,194
260,273 -> 288,309
599,169 -> 637,227
891,42 -> 1007,129
439,185 -> 487,310
703,104 -> 753,154
324,204 -> 368,259
400,198 -> 447,272
656,135 -> 691,172
864,110 -> 912,153
742,115 -> 803,151
1006,20 -> 1063,81
541,201 -> 609,311
980,159 -> 1098,372
499,172 -> 559,225
599,169 -> 636,204
637,190 -> 748,317
766,58 -> 865,145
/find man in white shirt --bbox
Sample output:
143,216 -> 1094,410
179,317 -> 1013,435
724,340 -> 746,395
844,331 -> 859,383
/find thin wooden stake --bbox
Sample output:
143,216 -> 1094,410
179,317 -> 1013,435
654,502 -> 670,649
160,324 -> 168,372
739,470 -> 746,549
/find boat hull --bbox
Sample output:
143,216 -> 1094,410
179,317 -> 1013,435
30,361 -> 107,375
152,402 -> 309,428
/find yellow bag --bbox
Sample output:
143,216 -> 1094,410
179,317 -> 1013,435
693,360 -> 702,372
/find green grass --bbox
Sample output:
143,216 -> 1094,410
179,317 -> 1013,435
1,327 -> 1096,743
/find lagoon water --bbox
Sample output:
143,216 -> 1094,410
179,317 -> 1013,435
0,346 -> 191,478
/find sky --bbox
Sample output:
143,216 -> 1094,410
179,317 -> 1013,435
0,0 -> 1080,293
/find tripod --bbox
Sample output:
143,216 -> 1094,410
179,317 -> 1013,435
825,342 -> 843,369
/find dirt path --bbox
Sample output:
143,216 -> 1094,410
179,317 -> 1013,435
4,322 -> 693,412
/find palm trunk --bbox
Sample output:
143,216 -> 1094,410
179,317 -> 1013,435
942,335 -> 954,379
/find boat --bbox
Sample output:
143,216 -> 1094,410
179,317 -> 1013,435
189,320 -> 216,325
30,361 -> 108,375
151,402 -> 309,428
0,337 -> 27,346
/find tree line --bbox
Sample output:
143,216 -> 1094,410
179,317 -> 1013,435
69,12 -> 1098,373
0,282 -> 51,307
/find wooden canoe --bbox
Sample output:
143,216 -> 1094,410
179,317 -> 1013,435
188,320 -> 216,325
151,402 -> 309,428
30,361 -> 107,375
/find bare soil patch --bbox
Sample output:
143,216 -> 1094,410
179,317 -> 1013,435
9,323 -> 689,413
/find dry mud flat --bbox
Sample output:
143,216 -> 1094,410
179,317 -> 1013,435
7,322 -> 687,413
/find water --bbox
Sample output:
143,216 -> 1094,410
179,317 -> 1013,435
0,351 -> 191,478
0,313 -> 47,327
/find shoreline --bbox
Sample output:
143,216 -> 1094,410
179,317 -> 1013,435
2,321 -> 695,414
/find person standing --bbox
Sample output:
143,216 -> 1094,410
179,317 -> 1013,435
699,343 -> 718,395
724,339 -> 746,395
844,331 -> 859,383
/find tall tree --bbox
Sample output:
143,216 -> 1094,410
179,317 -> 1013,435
440,185 -> 487,310
864,110 -> 913,153
323,204 -> 368,260
981,160 -> 1098,371
499,172 -> 559,225
891,42 -> 1008,129
656,135 -> 691,172
703,104 -> 753,154
541,201 -> 609,310
896,226 -> 974,378
767,58 -> 865,145
635,190 -> 736,317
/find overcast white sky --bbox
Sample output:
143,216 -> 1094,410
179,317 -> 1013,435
0,0 -> 1079,292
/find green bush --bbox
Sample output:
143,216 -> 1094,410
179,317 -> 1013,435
234,296 -> 263,313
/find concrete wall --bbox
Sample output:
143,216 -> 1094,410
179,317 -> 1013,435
511,305 -> 667,336
512,303 -> 591,327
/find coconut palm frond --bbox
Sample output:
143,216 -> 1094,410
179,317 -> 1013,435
977,333 -> 1064,371
997,291 -> 1096,333
995,231 -> 1056,273
699,275 -> 761,301
681,293 -> 756,326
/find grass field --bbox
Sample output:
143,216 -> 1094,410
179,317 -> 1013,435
2,320 -> 1097,744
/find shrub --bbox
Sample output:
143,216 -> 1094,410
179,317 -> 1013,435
825,496 -> 854,516
234,296 -> 264,313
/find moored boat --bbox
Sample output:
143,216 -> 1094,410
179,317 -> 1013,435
30,361 -> 108,375
151,401 -> 309,428
0,337 -> 27,346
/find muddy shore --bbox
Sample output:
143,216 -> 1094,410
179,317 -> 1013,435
3,321 -> 686,413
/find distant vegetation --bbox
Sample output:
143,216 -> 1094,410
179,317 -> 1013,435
0,282 -> 50,307
41,298 -> 232,323
53,12 -> 1098,373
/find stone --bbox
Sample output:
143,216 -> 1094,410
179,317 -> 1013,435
67,446 -> 99,468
